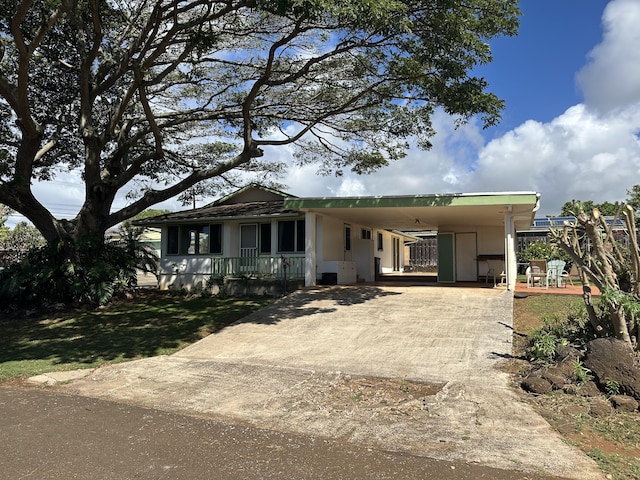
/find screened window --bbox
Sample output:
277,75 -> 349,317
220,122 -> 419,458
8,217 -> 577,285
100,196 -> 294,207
296,219 -> 305,252
181,225 -> 209,255
345,225 -> 351,251
377,232 -> 384,251
362,229 -> 371,240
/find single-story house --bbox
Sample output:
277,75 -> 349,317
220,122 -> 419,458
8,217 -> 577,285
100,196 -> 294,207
135,184 -> 540,291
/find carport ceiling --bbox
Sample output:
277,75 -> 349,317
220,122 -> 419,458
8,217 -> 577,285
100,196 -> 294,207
285,192 -> 540,231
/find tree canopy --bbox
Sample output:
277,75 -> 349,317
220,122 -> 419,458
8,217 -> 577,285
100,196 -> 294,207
0,0 -> 520,247
0,204 -> 11,227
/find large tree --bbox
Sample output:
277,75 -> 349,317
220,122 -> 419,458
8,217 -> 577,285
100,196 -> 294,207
0,0 -> 519,249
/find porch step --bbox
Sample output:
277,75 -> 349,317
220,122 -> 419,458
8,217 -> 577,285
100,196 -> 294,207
377,273 -> 438,284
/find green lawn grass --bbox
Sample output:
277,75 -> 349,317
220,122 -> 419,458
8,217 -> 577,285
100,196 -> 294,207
0,292 -> 273,381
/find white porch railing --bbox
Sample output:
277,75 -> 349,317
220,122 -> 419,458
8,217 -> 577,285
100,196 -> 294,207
210,255 -> 305,279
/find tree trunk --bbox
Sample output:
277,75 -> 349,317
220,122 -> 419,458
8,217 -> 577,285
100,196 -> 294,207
610,304 -> 633,345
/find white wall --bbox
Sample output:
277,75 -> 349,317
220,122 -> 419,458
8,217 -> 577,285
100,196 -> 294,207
374,229 -> 404,274
315,215 -> 380,283
352,231 -> 374,281
320,215 -> 345,260
158,256 -> 214,290
477,226 -> 504,254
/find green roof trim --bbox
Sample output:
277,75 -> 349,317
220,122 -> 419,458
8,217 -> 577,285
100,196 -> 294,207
284,192 -> 539,209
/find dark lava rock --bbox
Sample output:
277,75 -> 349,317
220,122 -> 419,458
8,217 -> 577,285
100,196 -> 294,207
555,344 -> 582,362
576,381 -> 602,398
588,399 -> 614,417
583,338 -> 640,400
609,395 -> 639,413
521,376 -> 552,395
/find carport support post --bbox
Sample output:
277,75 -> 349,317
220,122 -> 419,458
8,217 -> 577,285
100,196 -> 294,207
504,212 -> 517,290
305,211 -> 317,287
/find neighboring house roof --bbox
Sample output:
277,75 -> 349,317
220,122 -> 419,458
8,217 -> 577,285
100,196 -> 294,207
133,200 -> 301,226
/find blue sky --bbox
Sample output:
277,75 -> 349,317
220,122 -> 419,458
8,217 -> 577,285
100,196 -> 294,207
9,0 -> 640,226
274,0 -> 640,217
481,0 -> 609,136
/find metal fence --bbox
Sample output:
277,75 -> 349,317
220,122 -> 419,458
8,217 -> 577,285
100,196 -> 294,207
408,238 -> 438,270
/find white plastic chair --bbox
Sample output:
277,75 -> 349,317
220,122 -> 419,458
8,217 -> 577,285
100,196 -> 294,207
547,259 -> 573,287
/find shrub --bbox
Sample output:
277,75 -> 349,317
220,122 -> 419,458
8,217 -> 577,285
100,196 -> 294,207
0,232 -> 157,309
526,303 -> 594,364
572,359 -> 593,384
518,240 -> 572,264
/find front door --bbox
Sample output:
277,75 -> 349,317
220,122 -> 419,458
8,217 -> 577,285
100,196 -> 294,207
240,224 -> 258,271
437,233 -> 455,282
455,232 -> 477,282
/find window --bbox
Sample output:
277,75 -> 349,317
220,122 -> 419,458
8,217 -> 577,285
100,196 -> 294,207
167,226 -> 179,255
345,225 -> 351,251
377,232 -> 384,251
362,229 -> 371,240
182,225 -> 209,255
210,224 -> 222,254
260,223 -> 272,254
296,219 -> 305,252
167,224 -> 221,255
277,219 -> 305,252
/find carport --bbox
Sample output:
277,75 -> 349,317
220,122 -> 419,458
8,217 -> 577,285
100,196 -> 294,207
285,191 -> 541,290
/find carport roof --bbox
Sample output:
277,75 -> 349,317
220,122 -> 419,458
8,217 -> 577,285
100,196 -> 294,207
285,191 -> 540,231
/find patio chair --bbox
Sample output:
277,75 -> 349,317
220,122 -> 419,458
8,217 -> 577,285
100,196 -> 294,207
527,260 -> 550,288
547,259 -> 573,287
484,259 -> 506,287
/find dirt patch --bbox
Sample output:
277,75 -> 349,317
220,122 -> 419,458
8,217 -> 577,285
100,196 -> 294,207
288,374 -> 442,415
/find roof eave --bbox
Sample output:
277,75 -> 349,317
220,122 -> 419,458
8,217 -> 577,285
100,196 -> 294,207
134,211 -> 302,226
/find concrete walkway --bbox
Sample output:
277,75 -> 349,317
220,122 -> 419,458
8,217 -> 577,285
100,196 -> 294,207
52,285 -> 604,479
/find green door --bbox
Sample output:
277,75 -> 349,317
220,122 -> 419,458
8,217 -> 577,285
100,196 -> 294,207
437,233 -> 455,282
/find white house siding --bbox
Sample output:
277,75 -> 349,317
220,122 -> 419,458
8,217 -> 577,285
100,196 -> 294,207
352,231 -> 374,282
311,214 -> 386,284
158,255 -> 215,290
319,215 -> 345,261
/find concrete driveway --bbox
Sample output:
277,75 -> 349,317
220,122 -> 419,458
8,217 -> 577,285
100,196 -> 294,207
51,285 -> 603,479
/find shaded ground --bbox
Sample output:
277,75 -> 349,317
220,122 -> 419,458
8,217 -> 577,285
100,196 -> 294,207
0,386 -> 568,480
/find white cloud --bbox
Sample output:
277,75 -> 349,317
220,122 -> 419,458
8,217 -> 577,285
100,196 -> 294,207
280,110 -> 486,198
577,0 -> 640,113
469,104 -> 640,214
279,0 -> 640,217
